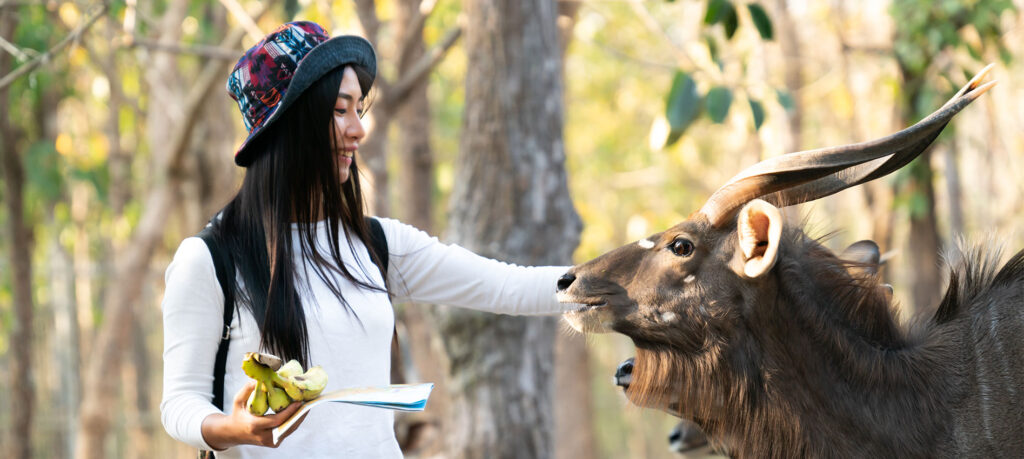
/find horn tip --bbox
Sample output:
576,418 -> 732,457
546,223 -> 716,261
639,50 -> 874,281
966,64 -> 996,91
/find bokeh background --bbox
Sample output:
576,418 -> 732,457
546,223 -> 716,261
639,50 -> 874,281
1,0 -> 1023,458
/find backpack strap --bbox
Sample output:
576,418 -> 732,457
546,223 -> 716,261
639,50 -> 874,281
363,216 -> 389,279
363,217 -> 404,382
197,226 -> 236,412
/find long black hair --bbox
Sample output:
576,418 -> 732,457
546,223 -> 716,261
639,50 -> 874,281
212,64 -> 384,367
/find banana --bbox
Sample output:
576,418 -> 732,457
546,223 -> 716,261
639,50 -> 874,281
277,359 -> 303,379
267,385 -> 291,412
246,381 -> 269,416
242,353 -> 329,408
289,365 -> 329,401
242,352 -> 304,401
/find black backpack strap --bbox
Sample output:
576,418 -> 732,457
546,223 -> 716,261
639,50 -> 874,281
197,226 -> 236,412
363,217 -> 406,382
363,216 -> 389,279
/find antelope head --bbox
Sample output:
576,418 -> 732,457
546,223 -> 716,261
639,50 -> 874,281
557,66 -> 995,410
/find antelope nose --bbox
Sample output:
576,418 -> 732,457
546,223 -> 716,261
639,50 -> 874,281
557,273 -> 576,291
614,357 -> 635,388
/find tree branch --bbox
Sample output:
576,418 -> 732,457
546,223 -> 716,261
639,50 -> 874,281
396,0 -> 437,66
0,3 -> 107,91
628,0 -> 723,79
385,25 -> 461,107
127,38 -> 240,60
0,33 -> 33,60
353,0 -> 381,49
217,0 -> 265,43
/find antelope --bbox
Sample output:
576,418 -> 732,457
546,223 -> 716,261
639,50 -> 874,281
558,66 -> 1024,458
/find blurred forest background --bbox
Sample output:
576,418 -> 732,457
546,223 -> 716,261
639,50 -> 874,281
1,0 -> 1023,458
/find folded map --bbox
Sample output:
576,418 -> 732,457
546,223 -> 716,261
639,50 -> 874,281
272,383 -> 434,445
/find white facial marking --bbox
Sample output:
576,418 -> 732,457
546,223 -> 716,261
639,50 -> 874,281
684,274 -> 696,283
660,311 -> 678,323
637,239 -> 655,249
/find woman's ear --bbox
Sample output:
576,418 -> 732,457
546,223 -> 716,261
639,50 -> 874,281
733,199 -> 783,278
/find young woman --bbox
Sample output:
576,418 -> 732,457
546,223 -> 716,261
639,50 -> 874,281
160,22 -> 576,458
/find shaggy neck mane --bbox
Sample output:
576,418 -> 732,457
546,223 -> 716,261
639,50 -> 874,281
630,229 -> 974,458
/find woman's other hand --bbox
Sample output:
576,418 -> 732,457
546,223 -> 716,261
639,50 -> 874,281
201,381 -> 309,450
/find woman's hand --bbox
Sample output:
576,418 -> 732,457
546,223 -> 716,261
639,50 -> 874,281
201,381 -> 309,450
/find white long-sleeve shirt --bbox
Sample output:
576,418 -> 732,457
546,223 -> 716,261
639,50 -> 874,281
160,217 -> 573,458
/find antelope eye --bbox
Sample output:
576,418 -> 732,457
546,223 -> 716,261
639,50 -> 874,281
669,238 -> 694,257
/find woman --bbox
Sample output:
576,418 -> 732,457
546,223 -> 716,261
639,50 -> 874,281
160,22 -> 576,457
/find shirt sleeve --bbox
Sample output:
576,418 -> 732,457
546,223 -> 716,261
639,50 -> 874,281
159,237 -> 226,450
378,218 -> 576,315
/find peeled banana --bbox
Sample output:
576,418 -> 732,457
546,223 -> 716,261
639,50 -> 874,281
289,365 -> 328,401
241,353 -> 329,416
277,359 -> 303,378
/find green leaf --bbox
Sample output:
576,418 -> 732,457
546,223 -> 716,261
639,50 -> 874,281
664,71 -> 701,146
703,34 -> 719,63
748,98 -> 765,130
723,2 -> 739,39
747,3 -> 774,40
706,86 -> 733,123
704,0 -> 727,25
776,89 -> 795,111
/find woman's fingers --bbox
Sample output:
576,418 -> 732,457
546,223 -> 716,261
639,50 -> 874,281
252,401 -> 302,429
233,381 -> 256,408
273,411 -> 309,446
250,401 -> 305,447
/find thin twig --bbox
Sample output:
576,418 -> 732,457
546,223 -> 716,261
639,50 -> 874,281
0,1 -> 47,7
578,35 -> 678,71
128,38 -> 240,60
625,1 -> 691,64
0,33 -> 33,60
0,3 -> 107,90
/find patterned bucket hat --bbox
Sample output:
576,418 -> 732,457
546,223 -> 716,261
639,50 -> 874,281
226,21 -> 377,166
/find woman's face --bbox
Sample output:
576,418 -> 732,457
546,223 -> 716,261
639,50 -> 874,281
332,66 -> 366,184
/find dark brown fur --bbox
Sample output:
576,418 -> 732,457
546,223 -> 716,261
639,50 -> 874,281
563,219 -> 1024,458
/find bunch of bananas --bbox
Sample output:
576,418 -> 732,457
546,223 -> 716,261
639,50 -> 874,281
242,352 -> 329,416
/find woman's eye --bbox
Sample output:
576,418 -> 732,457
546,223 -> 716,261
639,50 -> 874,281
669,238 -> 694,257
335,109 -> 346,115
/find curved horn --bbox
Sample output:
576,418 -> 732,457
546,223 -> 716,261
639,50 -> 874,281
699,65 -> 996,227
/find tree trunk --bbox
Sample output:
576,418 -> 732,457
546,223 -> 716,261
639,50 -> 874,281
906,153 -> 943,314
550,3 -> 595,459
942,145 -> 964,238
395,59 -> 433,229
1,7 -> 35,459
362,109 -> 393,217
439,0 -> 582,457
50,223 -> 80,458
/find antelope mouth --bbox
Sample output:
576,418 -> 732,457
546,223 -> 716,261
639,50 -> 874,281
556,292 -> 608,312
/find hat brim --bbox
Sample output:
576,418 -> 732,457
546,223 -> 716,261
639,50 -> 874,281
234,35 -> 377,166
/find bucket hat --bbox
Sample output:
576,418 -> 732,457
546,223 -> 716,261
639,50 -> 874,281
226,21 -> 377,166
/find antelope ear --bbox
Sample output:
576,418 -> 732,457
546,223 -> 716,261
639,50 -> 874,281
734,199 -> 783,278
